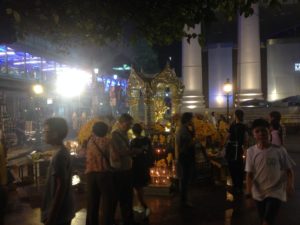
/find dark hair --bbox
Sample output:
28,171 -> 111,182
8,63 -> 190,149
44,117 -> 68,141
92,121 -> 108,137
181,112 -> 193,125
235,109 -> 244,122
251,118 -> 270,130
132,123 -> 143,135
118,113 -> 133,123
270,111 -> 281,122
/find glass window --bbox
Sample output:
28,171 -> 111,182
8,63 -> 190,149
7,47 -> 26,79
25,53 -> 42,80
0,45 -> 7,75
43,60 -> 56,82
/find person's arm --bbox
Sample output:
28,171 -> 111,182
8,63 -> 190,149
245,172 -> 253,196
286,168 -> 295,196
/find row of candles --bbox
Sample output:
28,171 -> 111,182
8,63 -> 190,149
149,165 -> 176,185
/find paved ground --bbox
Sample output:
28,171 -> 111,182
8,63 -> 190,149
4,134 -> 300,225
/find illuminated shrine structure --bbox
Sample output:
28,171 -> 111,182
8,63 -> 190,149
127,62 -> 184,128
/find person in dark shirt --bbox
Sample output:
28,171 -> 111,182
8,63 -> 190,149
225,109 -> 248,196
176,112 -> 195,207
41,117 -> 75,225
130,123 -> 153,217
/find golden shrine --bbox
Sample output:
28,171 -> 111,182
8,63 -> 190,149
127,62 -> 184,128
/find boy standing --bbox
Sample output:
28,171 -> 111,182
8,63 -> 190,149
245,119 -> 294,225
41,118 -> 75,225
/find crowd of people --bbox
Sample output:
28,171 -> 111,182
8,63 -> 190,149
0,109 -> 296,225
177,110 -> 295,225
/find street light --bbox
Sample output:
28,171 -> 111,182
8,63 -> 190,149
223,78 -> 232,122
32,84 -> 44,95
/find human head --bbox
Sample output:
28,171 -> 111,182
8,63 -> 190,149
269,111 -> 281,122
92,121 -> 109,137
43,117 -> 68,145
251,118 -> 270,144
211,112 -> 215,116
235,109 -> 244,122
132,123 -> 143,136
181,112 -> 193,125
118,113 -> 133,132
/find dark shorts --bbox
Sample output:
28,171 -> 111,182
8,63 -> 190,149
255,197 -> 282,225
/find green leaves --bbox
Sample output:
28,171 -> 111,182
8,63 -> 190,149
1,0 -> 283,47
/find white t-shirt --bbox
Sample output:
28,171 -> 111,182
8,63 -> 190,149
245,144 -> 293,202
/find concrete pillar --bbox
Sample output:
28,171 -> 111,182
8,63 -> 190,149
181,24 -> 205,112
237,4 -> 263,103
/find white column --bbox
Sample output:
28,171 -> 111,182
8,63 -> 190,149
237,3 -> 263,103
181,24 -> 205,112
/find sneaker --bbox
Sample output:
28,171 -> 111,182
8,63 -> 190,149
145,208 -> 151,217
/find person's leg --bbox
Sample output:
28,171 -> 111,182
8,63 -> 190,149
119,171 -> 134,225
100,172 -> 115,225
179,161 -> 191,204
256,199 -> 267,224
135,186 -> 147,209
263,198 -> 282,225
85,173 -> 101,225
227,161 -> 237,191
236,160 -> 245,192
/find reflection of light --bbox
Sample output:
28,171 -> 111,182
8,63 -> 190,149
72,175 -> 81,186
56,68 -> 92,97
187,105 -> 196,109
32,84 -> 44,95
270,89 -> 278,101
14,60 -> 46,65
0,51 -> 15,55
47,98 -> 53,105
216,95 -> 224,105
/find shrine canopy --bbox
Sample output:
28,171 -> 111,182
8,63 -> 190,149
127,62 -> 184,127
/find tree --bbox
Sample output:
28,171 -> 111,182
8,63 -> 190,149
1,0 -> 285,46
